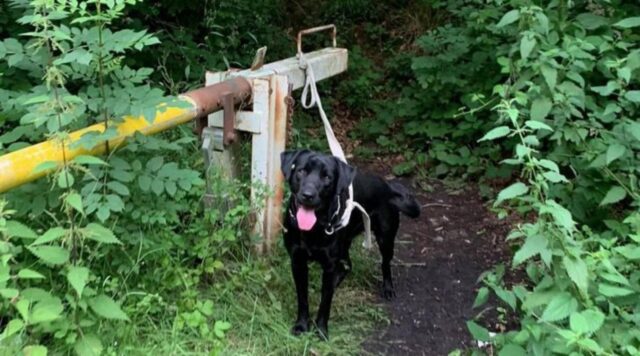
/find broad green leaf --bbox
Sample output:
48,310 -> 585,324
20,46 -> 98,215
74,333 -> 103,356
22,345 -> 47,356
499,344 -> 526,356
5,221 -> 37,239
576,13 -> 609,29
496,9 -> 520,28
57,170 -> 75,188
96,207 -> 110,222
520,34 -> 536,59
598,283 -> 634,297
73,155 -> 107,166
33,161 -> 59,174
151,178 -> 164,196
1,319 -> 24,338
619,67 -> 632,84
30,227 -> 66,246
542,200 -> 575,233
55,48 -> 92,65
107,181 -> 130,196
479,126 -> 510,142
614,17 -> 640,28
0,265 -> 8,283
105,194 -> 124,212
15,299 -> 30,321
514,234 -> 547,266
576,309 -> 605,334
615,245 -> 640,260
89,294 -> 129,321
83,223 -> 121,244
540,292 -> 577,322
516,144 -> 530,159
625,90 -> 640,103
529,98 -> 553,122
147,156 -> 164,171
28,246 -> 70,265
578,338 -> 603,354
473,287 -> 489,308
600,271 -> 630,286
541,65 -> 557,90
563,256 -> 588,292
524,120 -> 553,131
628,121 -> 640,141
466,320 -> 490,341
538,159 -> 559,173
592,81 -> 619,96
213,320 -> 232,338
109,169 -> 134,183
0,288 -> 18,298
629,50 -> 640,70
543,171 -> 568,183
18,269 -> 46,279
567,71 -> 585,88
495,182 -> 528,205
606,144 -> 626,165
600,186 -> 626,206
67,266 -> 90,297
495,287 -> 517,310
523,135 -> 540,147
65,193 -> 84,214
165,180 -> 177,196
30,298 -> 63,324
138,175 -> 152,191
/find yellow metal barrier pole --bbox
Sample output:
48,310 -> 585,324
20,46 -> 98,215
0,77 -> 252,193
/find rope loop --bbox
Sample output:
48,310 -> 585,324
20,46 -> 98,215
296,51 -> 373,249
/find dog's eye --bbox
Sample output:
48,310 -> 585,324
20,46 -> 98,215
323,175 -> 332,183
296,169 -> 307,177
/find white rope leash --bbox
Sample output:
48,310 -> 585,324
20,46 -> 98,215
298,54 -> 373,250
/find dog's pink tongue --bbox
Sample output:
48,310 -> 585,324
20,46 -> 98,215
296,207 -> 317,231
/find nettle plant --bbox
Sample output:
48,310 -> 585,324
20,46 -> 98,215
0,0 -> 207,354
467,1 -> 640,355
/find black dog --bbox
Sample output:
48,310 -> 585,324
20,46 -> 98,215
280,149 -> 420,338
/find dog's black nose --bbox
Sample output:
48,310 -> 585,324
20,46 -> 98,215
301,191 -> 314,201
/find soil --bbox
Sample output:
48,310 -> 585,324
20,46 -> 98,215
356,161 -> 515,356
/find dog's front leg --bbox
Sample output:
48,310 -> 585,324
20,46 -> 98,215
315,270 -> 337,340
290,251 -> 310,335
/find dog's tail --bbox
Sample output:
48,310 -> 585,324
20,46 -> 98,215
388,182 -> 421,218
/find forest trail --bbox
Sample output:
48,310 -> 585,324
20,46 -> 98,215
359,173 -> 512,355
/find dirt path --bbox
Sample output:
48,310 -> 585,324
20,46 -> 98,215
360,174 -> 512,355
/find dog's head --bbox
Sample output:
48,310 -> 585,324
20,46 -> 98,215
280,149 -> 356,231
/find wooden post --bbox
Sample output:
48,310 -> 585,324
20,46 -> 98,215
204,74 -> 288,253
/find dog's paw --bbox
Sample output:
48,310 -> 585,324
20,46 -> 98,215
291,320 -> 310,336
382,284 -> 396,300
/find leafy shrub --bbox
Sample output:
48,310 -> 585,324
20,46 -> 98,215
0,1 -> 247,354
462,1 -> 640,355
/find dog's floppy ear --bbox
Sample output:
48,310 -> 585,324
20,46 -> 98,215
334,157 -> 356,195
280,149 -> 310,180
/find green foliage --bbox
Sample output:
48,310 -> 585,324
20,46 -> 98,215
125,0 -> 289,93
0,0 -> 396,354
0,0 -> 231,354
463,1 -> 640,355
346,1 -> 494,176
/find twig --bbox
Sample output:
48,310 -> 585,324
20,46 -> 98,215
391,262 -> 427,267
421,203 -> 453,208
395,240 -> 414,244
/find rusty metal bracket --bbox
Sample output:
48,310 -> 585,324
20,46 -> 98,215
297,24 -> 337,55
221,93 -> 238,146
188,76 -> 251,137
